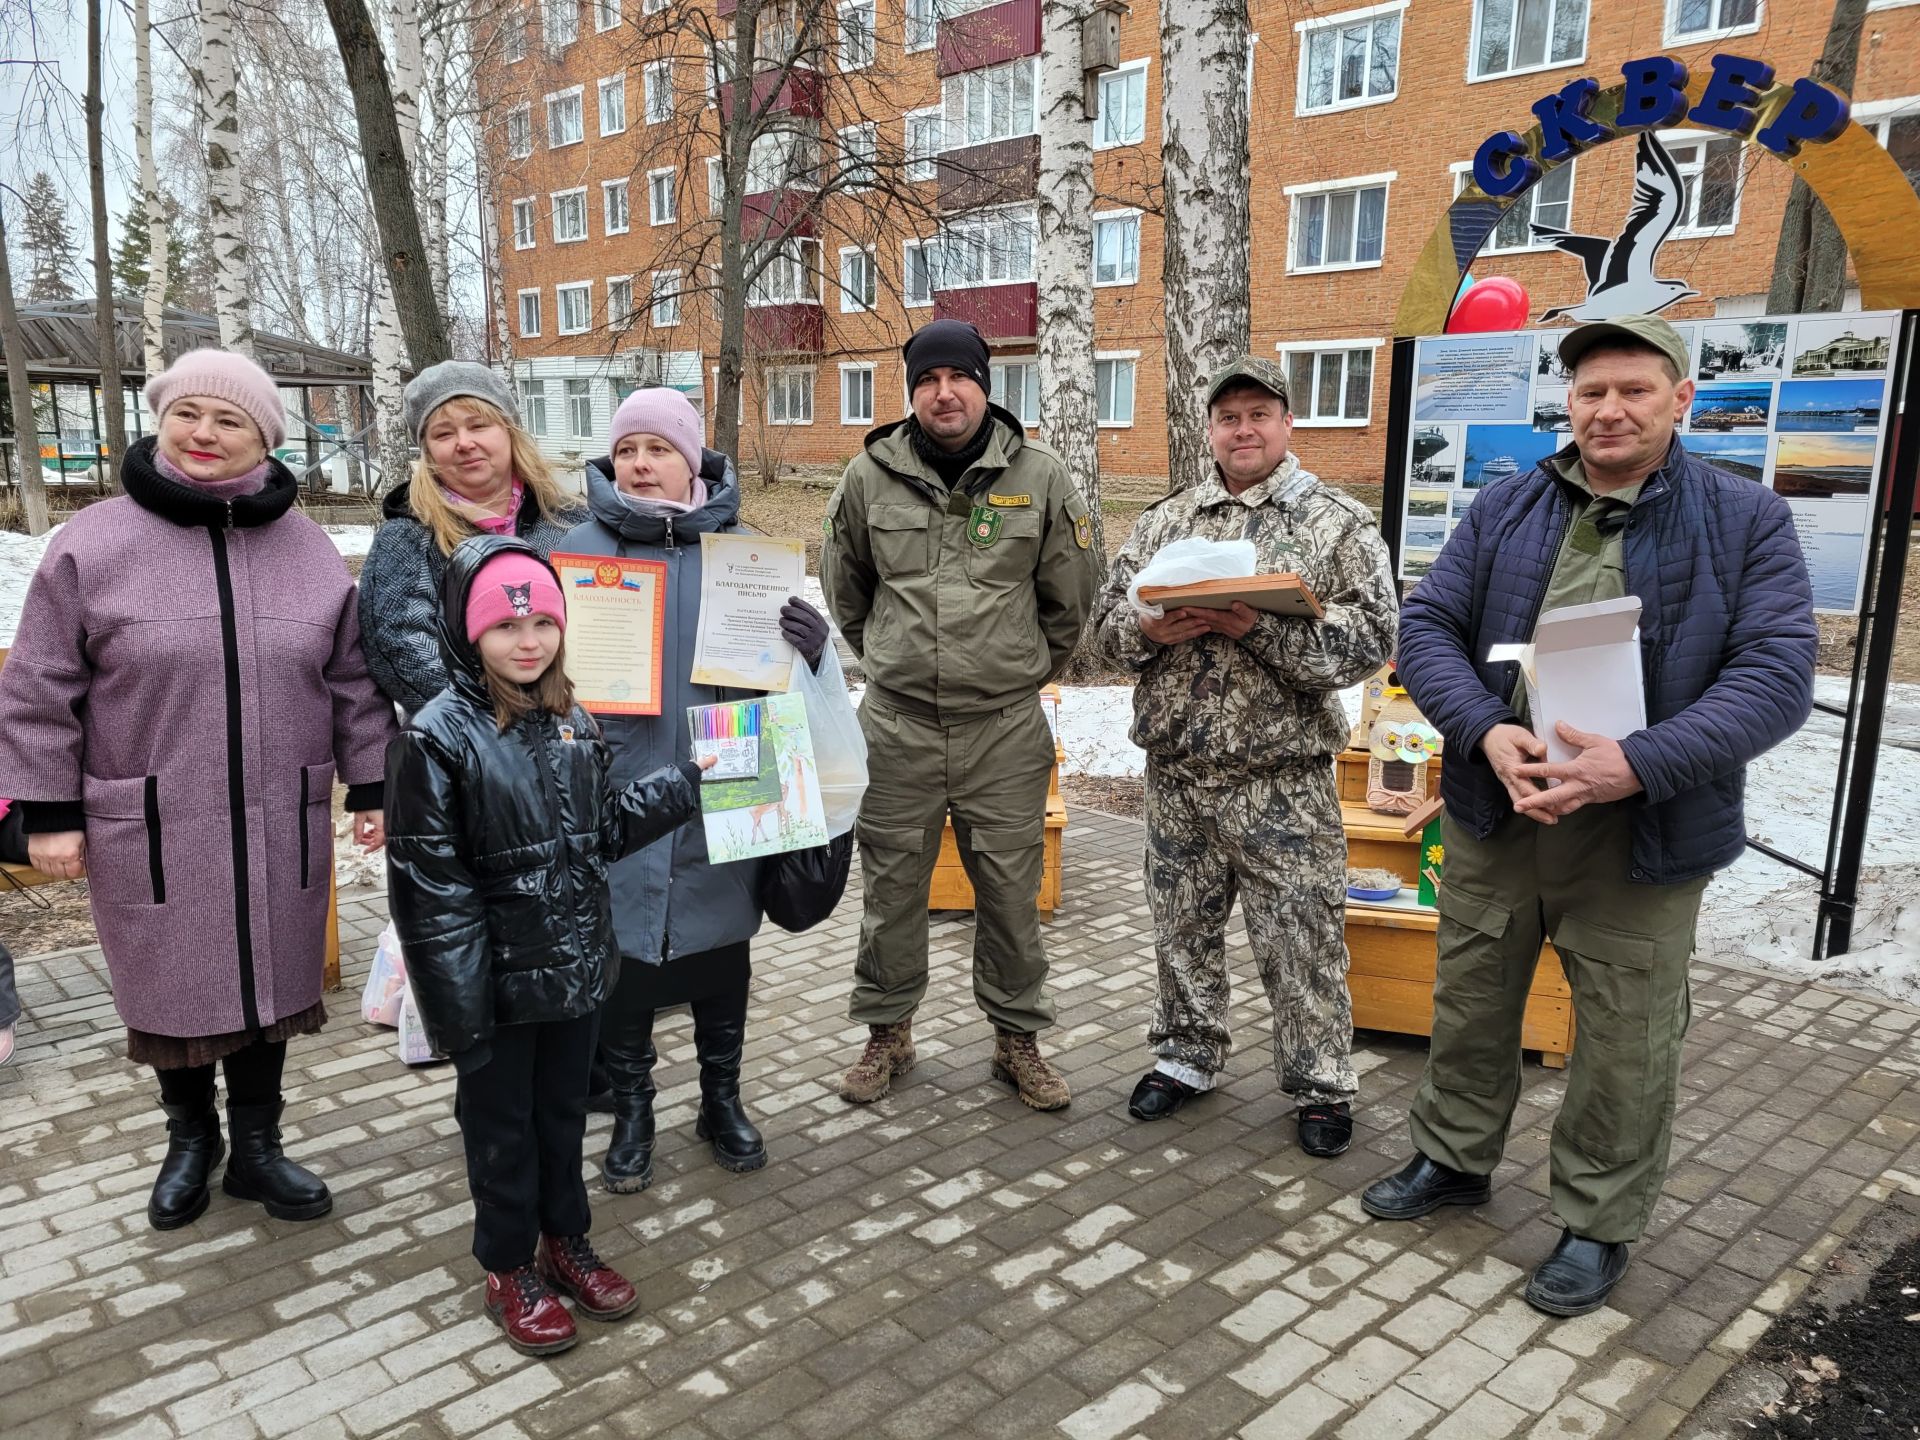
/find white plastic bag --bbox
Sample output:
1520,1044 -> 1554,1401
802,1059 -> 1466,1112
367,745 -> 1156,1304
1127,537 -> 1258,618
360,923 -> 407,1028
395,980 -> 445,1067
785,645 -> 867,838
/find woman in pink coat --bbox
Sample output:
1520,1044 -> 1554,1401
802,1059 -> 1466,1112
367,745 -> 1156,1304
0,349 -> 397,1231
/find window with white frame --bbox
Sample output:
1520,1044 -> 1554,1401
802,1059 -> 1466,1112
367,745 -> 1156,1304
991,360 -> 1039,426
599,75 -> 626,135
557,282 -> 591,334
903,239 -> 938,306
840,365 -> 875,424
522,376 -> 549,435
1455,159 -> 1574,251
644,59 -> 673,123
650,269 -> 682,326
938,205 -> 1037,287
1298,5 -> 1401,113
1092,212 -> 1140,286
706,157 -> 725,211
543,0 -> 578,48
518,289 -> 542,336
503,12 -> 527,62
1665,0 -> 1758,42
839,122 -> 878,189
941,58 -> 1037,150
1862,105 -> 1920,192
595,0 -> 621,30
648,168 -> 677,224
905,108 -> 941,180
838,247 -> 877,311
643,0 -> 666,10
604,179 -> 630,234
749,237 -> 820,305
565,378 -> 594,437
1288,176 -> 1389,271
905,0 -> 936,49
767,368 -> 815,425
1281,344 -> 1374,423
507,105 -> 532,158
1661,130 -> 1743,234
547,88 -> 584,146
1095,61 -> 1147,149
512,197 -> 536,248
551,188 -> 587,242
1095,356 -> 1136,426
746,121 -> 820,192
1470,0 -> 1587,81
608,276 -> 634,326
839,0 -> 875,69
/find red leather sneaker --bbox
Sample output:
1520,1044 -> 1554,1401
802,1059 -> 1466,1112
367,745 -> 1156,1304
537,1233 -> 641,1321
483,1265 -> 578,1355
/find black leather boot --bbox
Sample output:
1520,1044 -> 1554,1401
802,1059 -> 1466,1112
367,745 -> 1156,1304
148,1098 -> 225,1230
1360,1152 -> 1492,1220
1525,1229 -> 1630,1317
222,1101 -> 332,1220
692,994 -> 765,1172
601,1011 -> 658,1194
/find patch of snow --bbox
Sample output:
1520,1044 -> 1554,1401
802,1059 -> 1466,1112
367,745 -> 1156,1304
321,524 -> 376,559
0,527 -> 56,648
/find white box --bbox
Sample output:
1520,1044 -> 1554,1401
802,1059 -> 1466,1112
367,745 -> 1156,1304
1488,595 -> 1646,768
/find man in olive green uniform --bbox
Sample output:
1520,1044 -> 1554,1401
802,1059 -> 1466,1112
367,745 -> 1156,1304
822,319 -> 1099,1109
1368,316 -> 1817,1319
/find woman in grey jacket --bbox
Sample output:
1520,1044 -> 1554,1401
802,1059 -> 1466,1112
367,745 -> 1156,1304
359,362 -> 588,716
561,389 -> 829,1191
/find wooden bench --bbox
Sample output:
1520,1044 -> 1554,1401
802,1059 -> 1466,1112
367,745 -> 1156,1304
927,686 -> 1069,920
0,647 -> 343,989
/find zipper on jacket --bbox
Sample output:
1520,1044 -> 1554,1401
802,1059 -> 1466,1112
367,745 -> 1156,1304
143,775 -> 167,905
209,527 -> 262,1032
526,716 -> 586,955
298,766 -> 311,890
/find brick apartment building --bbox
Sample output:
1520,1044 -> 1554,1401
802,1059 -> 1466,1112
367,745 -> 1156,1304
481,0 -> 1920,490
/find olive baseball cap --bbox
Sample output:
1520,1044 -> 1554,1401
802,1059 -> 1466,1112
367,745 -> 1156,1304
1557,314 -> 1692,380
1205,356 -> 1291,411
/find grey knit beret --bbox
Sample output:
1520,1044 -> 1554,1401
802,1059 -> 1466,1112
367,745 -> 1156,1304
403,360 -> 522,444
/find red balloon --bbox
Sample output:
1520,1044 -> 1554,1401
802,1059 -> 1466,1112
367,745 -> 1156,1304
1444,276 -> 1531,333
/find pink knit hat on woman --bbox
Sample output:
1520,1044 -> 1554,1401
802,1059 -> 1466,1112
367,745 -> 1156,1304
465,552 -> 566,642
144,349 -> 288,449
609,388 -> 703,477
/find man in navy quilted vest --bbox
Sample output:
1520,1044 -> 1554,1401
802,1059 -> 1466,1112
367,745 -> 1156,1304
1362,314 -> 1816,1318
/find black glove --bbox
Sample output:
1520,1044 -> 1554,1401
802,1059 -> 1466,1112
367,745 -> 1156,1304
779,596 -> 830,672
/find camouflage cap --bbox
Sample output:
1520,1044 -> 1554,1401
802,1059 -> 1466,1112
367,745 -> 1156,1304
1557,314 -> 1691,381
1205,356 -> 1290,411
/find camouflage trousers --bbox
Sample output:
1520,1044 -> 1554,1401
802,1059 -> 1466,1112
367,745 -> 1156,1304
1143,762 -> 1356,1104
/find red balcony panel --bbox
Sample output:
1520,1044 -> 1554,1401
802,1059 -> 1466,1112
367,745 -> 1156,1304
937,135 -> 1038,212
717,67 -> 824,123
739,189 -> 819,237
715,0 -> 736,13
936,0 -> 1041,76
747,303 -> 824,353
933,283 -> 1037,342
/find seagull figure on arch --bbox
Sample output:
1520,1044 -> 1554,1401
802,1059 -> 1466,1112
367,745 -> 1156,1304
1533,131 -> 1700,324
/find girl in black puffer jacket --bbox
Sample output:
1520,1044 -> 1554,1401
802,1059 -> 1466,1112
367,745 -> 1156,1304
384,534 -> 710,1358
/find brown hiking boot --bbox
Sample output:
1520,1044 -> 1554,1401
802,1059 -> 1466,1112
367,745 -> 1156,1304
990,1030 -> 1070,1111
839,1020 -> 916,1104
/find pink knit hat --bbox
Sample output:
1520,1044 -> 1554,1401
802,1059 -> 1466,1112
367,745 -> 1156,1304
144,348 -> 288,449
609,388 -> 703,478
466,552 -> 566,642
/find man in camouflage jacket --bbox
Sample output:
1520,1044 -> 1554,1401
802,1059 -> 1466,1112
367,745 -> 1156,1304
1089,357 -> 1397,1156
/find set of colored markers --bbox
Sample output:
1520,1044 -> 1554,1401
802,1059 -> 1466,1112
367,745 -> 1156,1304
687,700 -> 765,781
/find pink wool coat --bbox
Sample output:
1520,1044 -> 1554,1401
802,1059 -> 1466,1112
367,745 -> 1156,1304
0,438 -> 397,1037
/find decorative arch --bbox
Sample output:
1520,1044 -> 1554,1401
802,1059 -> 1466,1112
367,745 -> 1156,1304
1392,67 -> 1920,337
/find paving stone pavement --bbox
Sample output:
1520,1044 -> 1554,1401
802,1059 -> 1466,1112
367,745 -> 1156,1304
3,807 -> 1920,1440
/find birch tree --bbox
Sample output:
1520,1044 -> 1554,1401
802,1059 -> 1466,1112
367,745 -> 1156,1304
1159,0 -> 1249,490
134,0 -> 168,378
87,0 -> 127,486
194,0 -> 254,354
1035,0 -> 1104,564
1768,0 -> 1868,314
366,0 -> 424,487
0,195 -> 48,535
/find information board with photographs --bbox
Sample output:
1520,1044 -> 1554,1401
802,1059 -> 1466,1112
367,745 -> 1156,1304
1399,310 -> 1901,614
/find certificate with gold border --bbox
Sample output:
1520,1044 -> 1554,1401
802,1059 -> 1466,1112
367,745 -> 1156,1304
549,552 -> 668,715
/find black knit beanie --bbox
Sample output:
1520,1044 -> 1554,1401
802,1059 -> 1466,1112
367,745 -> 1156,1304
903,319 -> 991,394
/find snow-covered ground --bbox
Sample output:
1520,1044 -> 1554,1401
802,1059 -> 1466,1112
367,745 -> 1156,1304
4,525 -> 1916,1004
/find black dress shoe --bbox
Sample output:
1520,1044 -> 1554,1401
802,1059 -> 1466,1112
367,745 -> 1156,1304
1297,1103 -> 1353,1157
1127,1070 -> 1200,1121
1525,1229 -> 1629,1317
1360,1152 -> 1492,1220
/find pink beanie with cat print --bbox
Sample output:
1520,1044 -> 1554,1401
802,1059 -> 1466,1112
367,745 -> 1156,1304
466,552 -> 566,641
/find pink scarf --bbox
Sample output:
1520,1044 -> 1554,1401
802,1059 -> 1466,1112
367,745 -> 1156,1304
443,477 -> 524,534
155,449 -> 272,499
618,476 -> 709,518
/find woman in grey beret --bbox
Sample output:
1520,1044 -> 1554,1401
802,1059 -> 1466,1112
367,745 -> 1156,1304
358,362 -> 589,716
